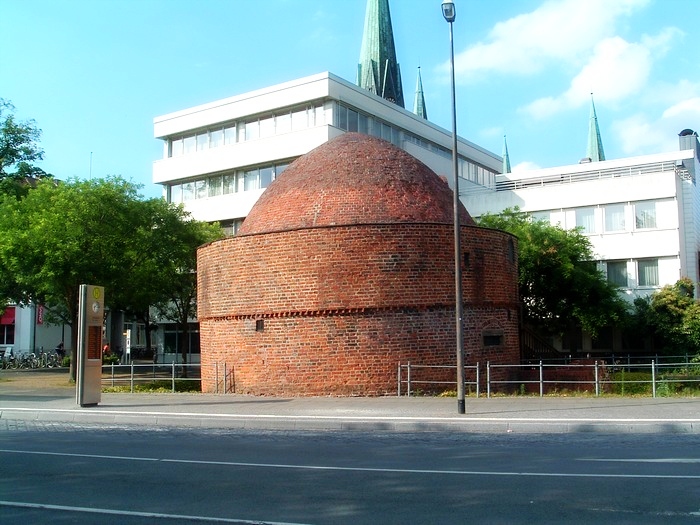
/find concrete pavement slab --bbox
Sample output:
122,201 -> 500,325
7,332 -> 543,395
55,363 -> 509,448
1,370 -> 699,433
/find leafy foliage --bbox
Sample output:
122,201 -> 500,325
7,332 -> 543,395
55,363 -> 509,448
0,176 -> 223,377
0,99 -> 51,198
477,207 -> 627,337
631,278 -> 700,355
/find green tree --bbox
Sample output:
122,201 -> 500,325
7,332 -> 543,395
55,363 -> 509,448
478,207 -> 627,338
633,278 -> 700,355
0,99 -> 51,198
0,176 -> 222,379
127,198 -> 223,368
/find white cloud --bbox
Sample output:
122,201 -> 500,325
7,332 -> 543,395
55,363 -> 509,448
611,96 -> 700,155
521,36 -> 653,118
512,161 -> 542,172
447,0 -> 650,79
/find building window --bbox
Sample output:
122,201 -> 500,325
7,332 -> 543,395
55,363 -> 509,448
638,259 -> 659,287
483,332 -> 503,347
1,324 -> 14,345
170,138 -> 184,158
606,261 -> 628,287
604,204 -> 625,232
576,208 -> 595,234
635,201 -> 657,229
531,211 -> 550,224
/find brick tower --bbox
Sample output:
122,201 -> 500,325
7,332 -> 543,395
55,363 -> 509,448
197,133 -> 519,395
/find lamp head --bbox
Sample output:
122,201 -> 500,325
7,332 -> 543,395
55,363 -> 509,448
442,0 -> 456,23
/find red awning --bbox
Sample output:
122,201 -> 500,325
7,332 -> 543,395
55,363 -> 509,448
1,306 -> 15,325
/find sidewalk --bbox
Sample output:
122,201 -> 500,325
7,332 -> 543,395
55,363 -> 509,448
1,370 -> 699,434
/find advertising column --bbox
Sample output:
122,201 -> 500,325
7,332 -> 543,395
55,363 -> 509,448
76,284 -> 104,407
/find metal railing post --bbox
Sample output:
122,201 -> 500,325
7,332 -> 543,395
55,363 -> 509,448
651,360 -> 656,398
130,361 -> 134,393
407,361 -> 411,397
594,360 -> 599,397
172,361 -> 176,392
215,362 -> 219,394
224,362 -> 228,394
397,363 -> 401,397
111,363 -> 115,387
476,362 -> 480,398
487,361 -> 491,399
539,360 -> 544,397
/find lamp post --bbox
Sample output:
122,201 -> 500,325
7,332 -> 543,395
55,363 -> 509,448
442,0 -> 466,414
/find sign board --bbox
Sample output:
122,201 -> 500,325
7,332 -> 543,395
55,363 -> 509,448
76,284 -> 104,407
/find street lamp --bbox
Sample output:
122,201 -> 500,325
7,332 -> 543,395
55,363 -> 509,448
442,0 -> 465,414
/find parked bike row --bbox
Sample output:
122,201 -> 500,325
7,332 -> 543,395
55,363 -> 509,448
1,351 -> 64,369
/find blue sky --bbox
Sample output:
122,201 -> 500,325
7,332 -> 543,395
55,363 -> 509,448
3,0 -> 699,198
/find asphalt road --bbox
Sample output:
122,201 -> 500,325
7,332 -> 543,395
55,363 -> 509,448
2,420 -> 700,524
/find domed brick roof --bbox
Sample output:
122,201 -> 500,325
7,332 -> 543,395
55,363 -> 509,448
238,133 -> 475,235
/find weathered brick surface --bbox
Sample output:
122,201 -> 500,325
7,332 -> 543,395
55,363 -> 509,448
197,134 -> 520,396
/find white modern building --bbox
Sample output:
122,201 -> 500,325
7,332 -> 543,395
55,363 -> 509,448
464,129 -> 700,353
153,71 -> 502,234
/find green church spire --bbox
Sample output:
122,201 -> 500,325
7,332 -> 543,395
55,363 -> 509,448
502,134 -> 511,174
357,0 -> 404,108
587,94 -> 605,162
413,67 -> 427,119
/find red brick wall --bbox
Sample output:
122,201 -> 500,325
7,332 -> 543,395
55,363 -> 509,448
197,223 -> 519,395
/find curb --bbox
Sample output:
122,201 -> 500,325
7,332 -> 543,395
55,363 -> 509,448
1,407 -> 698,434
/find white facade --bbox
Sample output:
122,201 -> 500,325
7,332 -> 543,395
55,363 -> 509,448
463,142 -> 700,303
153,72 -> 502,233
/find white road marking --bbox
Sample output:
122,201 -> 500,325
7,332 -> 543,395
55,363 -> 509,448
2,448 -> 700,479
0,500 -> 311,524
581,458 -> 700,464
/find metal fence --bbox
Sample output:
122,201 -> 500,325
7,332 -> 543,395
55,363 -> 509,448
101,362 -> 234,393
102,363 -> 202,393
398,360 -> 700,398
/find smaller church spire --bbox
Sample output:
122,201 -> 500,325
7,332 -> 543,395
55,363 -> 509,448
587,94 -> 605,162
502,134 -> 511,174
413,67 -> 427,120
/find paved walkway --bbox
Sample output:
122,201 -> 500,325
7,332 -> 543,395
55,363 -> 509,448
1,370 -> 699,434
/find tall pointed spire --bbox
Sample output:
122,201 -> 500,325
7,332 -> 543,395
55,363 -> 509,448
413,67 -> 427,119
502,135 -> 511,174
587,94 -> 605,162
357,0 -> 404,108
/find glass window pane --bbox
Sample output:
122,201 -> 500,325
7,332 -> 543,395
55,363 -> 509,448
196,133 -> 208,151
259,166 -> 274,188
277,112 -> 292,134
635,201 -> 657,229
183,135 -> 196,155
336,104 -> 348,130
638,259 -> 659,286
347,109 -> 359,132
531,211 -> 550,224
576,208 -> 595,233
210,129 -> 223,148
314,104 -> 325,126
291,109 -> 307,131
224,125 -> 236,145
195,179 -> 207,199
208,175 -> 222,197
244,169 -> 259,191
607,261 -> 627,287
605,204 -> 625,232
182,181 -> 195,201
223,174 -> 236,194
358,113 -> 368,134
170,138 -> 183,158
245,120 -> 259,141
259,116 -> 275,138
170,184 -> 183,203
